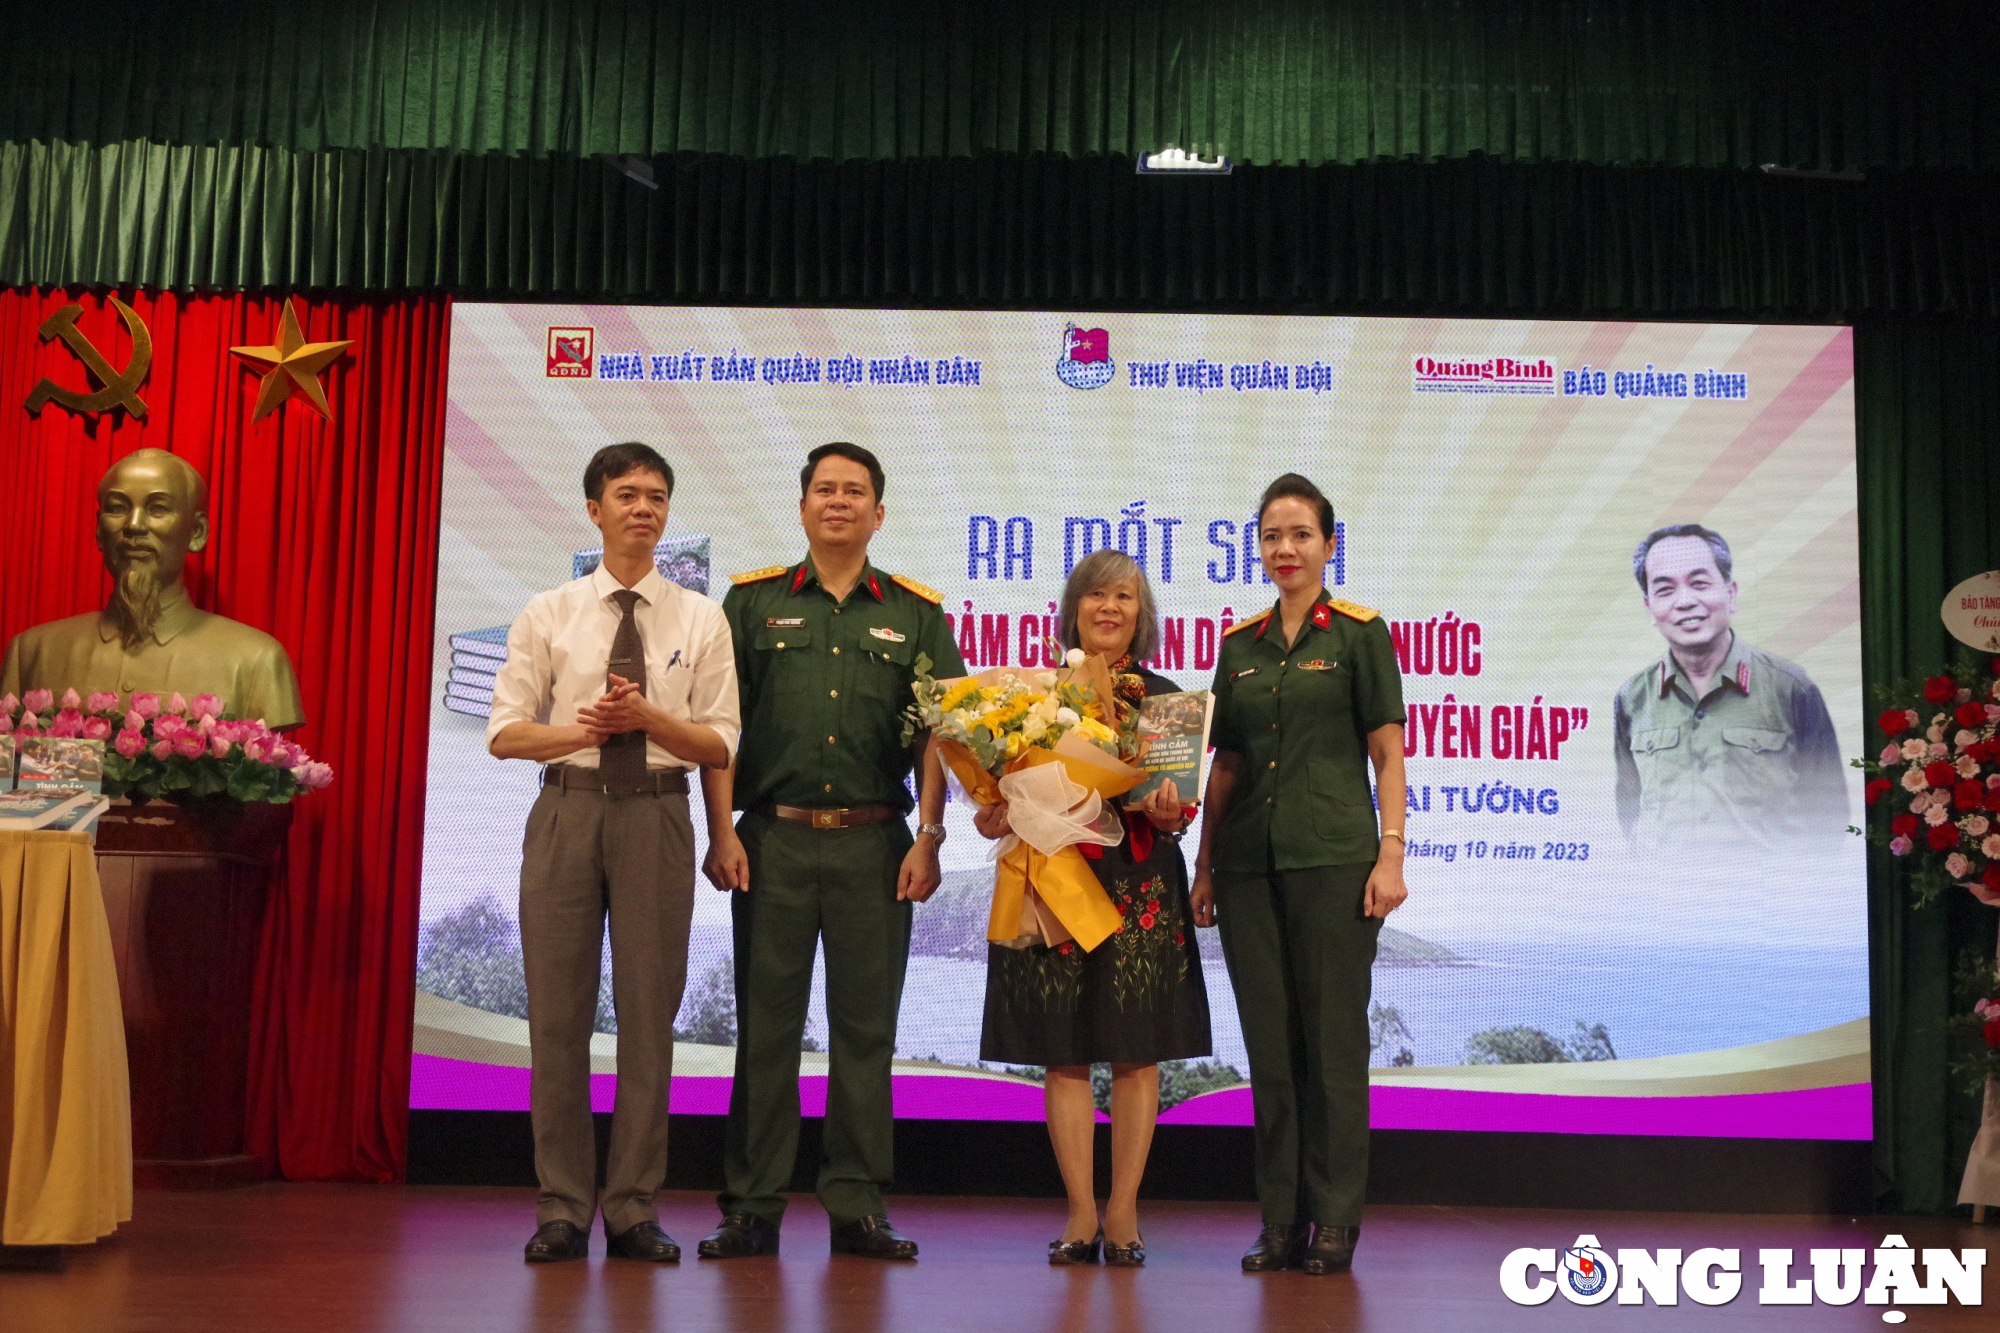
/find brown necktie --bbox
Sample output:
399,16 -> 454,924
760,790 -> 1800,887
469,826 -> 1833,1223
601,589 -> 647,790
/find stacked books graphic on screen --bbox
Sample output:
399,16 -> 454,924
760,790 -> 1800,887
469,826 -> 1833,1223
444,536 -> 712,719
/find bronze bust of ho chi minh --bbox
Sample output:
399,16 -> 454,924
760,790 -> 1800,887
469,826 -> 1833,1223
0,449 -> 304,730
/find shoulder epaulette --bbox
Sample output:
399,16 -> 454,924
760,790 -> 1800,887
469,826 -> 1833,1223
1223,610 -> 1270,637
890,573 -> 944,604
1328,598 -> 1379,623
730,566 -> 789,586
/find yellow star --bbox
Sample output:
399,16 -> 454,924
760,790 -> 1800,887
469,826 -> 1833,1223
230,299 -> 355,423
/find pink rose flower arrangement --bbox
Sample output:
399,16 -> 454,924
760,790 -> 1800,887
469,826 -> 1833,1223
0,688 -> 333,806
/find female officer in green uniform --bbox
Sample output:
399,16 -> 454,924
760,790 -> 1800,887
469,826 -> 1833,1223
1190,472 -> 1408,1277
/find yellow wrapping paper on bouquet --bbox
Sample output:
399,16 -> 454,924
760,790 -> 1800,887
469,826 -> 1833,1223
940,733 -> 1143,953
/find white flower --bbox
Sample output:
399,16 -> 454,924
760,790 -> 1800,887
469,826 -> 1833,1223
1924,803 -> 1950,826
1946,853 -> 1972,880
1901,767 -> 1929,792
1901,739 -> 1928,761
1021,715 -> 1048,742
1031,695 -> 1060,724
1035,671 -> 1058,689
1065,648 -> 1086,668
1055,706 -> 1080,727
1966,815 -> 1991,838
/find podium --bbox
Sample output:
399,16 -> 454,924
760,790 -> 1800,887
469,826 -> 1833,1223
94,800 -> 292,1189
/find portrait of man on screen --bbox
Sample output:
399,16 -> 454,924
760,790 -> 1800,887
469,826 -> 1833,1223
1612,524 -> 1848,851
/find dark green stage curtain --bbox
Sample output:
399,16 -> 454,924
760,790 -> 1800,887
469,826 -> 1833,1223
2,0 -> 1997,171
1858,322 -> 2000,1213
7,140 -> 2000,317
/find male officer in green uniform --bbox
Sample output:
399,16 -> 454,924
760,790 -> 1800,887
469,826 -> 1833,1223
1191,474 -> 1408,1277
697,442 -> 964,1261
1613,523 -> 1847,851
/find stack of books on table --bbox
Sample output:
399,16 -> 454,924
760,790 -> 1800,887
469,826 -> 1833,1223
444,627 -> 509,719
0,786 -> 111,837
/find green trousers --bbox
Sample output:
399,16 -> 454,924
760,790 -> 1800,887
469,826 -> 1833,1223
1214,862 -> 1380,1228
721,811 -> 912,1225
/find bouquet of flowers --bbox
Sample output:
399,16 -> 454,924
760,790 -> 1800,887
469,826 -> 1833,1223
0,687 -> 334,804
903,649 -> 1145,951
1860,658 -> 2000,907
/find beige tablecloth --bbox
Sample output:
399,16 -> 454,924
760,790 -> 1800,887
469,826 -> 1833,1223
0,829 -> 131,1246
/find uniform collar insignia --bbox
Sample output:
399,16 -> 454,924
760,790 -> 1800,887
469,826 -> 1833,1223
866,572 -> 884,602
1311,602 -> 1333,630
789,562 -> 810,594
1255,612 -> 1276,639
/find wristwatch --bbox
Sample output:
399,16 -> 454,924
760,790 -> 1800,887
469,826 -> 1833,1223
917,822 -> 948,845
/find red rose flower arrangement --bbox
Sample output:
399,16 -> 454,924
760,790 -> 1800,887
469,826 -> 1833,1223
1864,663 -> 2000,907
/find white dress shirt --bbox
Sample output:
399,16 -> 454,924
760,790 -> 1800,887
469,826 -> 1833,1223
486,563 -> 740,770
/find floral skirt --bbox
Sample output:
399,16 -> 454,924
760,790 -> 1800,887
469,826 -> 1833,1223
978,838 -> 1212,1068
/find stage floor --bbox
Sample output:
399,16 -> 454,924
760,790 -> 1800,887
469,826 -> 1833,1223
1,1185 -> 1988,1330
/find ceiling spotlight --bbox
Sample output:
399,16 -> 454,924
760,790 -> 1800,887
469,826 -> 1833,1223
1137,148 -> 1232,175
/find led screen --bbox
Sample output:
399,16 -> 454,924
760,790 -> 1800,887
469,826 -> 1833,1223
415,305 -> 1867,1138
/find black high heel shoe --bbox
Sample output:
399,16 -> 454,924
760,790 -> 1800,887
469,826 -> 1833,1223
1049,1229 -> 1103,1265
1103,1233 -> 1146,1267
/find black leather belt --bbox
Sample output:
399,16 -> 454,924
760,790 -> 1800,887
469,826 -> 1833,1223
544,764 -> 690,795
759,802 -> 898,829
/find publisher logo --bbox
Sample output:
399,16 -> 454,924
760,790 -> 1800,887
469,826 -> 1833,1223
547,327 -> 594,378
1412,355 -> 1555,396
1055,323 -> 1116,390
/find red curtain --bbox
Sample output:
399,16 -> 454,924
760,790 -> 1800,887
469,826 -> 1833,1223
0,287 -> 447,1182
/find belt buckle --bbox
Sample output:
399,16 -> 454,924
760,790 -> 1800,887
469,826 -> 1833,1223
814,808 -> 840,829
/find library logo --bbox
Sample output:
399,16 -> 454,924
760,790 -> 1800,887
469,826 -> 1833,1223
546,327 -> 594,378
1055,323 -> 1115,389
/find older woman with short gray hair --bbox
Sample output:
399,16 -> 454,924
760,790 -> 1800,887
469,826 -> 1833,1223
973,548 -> 1213,1267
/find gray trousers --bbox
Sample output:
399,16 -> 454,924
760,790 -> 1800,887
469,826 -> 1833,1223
519,782 -> 695,1233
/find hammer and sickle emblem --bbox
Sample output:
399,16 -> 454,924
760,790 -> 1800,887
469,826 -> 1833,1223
24,296 -> 153,418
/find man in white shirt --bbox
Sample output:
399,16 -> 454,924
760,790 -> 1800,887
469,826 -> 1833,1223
487,442 -> 740,1264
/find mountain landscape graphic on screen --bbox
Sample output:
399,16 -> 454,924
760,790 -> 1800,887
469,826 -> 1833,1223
417,305 -> 1867,1140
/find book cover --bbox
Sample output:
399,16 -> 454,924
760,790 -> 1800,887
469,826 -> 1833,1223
572,534 -> 712,595
448,625 -> 511,663
1122,690 -> 1214,807
15,735 -> 106,793
445,681 -> 496,708
41,792 -> 111,838
0,786 -> 97,830
449,652 -> 502,679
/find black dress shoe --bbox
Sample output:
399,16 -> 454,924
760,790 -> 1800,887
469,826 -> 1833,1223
524,1219 -> 589,1264
606,1219 -> 681,1263
697,1212 -> 780,1259
1240,1223 -> 1308,1273
1103,1234 -> 1146,1268
1298,1223 -> 1359,1275
829,1215 -> 919,1259
1048,1230 -> 1102,1265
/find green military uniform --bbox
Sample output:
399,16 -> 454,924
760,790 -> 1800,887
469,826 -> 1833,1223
1613,630 -> 1847,851
1207,589 -> 1405,1230
718,556 -> 965,1227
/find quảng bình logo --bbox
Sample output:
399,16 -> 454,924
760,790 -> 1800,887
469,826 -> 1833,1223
1056,323 -> 1116,389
